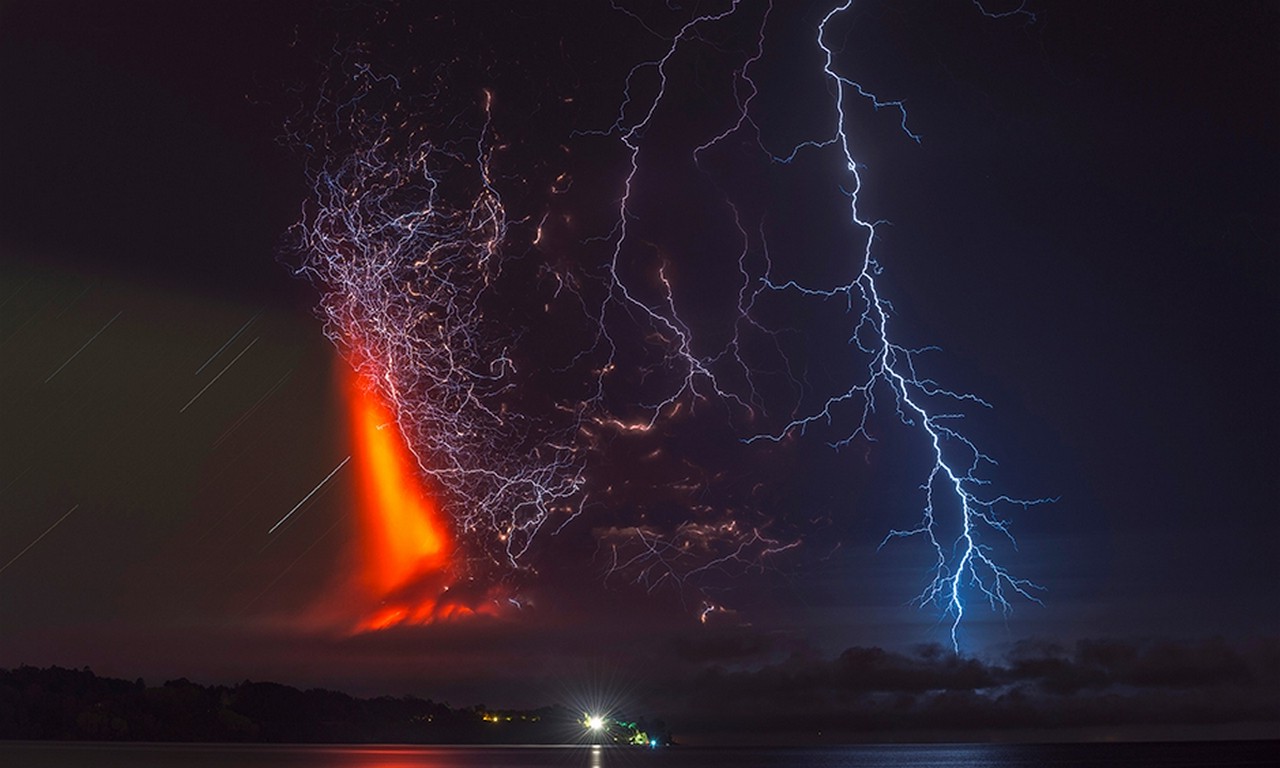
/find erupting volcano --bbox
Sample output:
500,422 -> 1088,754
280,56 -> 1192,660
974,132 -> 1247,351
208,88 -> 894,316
342,365 -> 486,632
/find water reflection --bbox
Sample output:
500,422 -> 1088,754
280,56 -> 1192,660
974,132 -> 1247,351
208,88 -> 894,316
3,741 -> 1272,768
306,745 -> 619,768
0,743 -> 629,768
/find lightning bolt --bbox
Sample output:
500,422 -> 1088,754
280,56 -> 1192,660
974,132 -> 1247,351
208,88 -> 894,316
566,0 -> 804,589
735,1 -> 1053,650
583,0 -> 757,423
594,0 -> 1051,647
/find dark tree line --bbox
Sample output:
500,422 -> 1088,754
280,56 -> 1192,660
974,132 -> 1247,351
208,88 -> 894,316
0,666 -> 671,745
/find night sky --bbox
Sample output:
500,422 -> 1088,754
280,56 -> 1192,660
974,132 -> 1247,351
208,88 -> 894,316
1,0 -> 1277,745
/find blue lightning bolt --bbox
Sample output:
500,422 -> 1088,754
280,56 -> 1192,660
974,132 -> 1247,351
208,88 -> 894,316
571,1 -> 1052,637
587,0 -> 1051,645
738,1 -> 1053,650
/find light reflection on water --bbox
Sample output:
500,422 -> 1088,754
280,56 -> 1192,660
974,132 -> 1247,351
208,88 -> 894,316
0,741 -> 1276,768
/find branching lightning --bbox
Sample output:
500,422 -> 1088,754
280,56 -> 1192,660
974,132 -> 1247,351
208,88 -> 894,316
588,0 -> 756,422
288,60 -> 584,574
572,0 -> 805,590
746,1 -> 1050,649
589,0 -> 1051,647
286,1 -> 1049,645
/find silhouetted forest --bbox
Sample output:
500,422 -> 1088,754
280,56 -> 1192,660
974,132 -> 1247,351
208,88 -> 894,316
0,666 -> 670,745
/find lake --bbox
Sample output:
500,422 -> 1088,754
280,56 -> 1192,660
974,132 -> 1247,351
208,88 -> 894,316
0,741 -> 1276,767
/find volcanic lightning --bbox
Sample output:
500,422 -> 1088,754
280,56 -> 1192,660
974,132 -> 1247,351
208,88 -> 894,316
583,0 -> 1051,648
287,1 -> 1049,647
288,58 -> 585,580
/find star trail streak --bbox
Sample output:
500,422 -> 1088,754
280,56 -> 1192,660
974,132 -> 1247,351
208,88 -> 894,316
181,336 -> 259,413
0,504 -> 78,577
269,456 -> 350,535
43,311 -> 121,383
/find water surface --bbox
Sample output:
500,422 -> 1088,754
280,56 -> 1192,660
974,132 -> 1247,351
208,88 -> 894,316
1,741 -> 1275,767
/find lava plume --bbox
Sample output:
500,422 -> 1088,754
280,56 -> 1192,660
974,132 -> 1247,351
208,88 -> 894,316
343,365 -> 483,632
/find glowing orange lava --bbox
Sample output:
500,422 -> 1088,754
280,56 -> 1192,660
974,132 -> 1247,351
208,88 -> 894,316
344,368 -> 455,632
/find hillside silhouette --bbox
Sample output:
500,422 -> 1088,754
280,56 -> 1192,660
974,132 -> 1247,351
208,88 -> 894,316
0,665 -> 670,745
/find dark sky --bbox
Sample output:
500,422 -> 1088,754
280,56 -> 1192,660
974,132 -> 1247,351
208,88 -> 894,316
1,0 -> 1277,745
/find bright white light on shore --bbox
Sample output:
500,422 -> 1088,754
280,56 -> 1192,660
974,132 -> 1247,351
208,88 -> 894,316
585,714 -> 605,731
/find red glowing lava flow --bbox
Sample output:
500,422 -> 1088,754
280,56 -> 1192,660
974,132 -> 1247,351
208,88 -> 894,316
344,368 -> 455,631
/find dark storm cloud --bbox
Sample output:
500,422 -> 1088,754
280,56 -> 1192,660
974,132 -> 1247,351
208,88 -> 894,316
271,627 -> 1277,740
212,622 -> 1276,740
660,636 -> 1279,740
1005,636 -> 1264,694
668,627 -> 786,665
